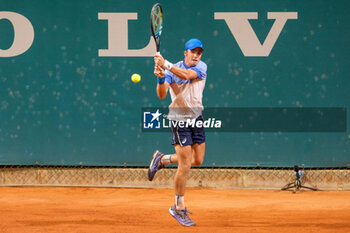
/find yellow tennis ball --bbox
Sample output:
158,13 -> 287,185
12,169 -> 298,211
131,73 -> 141,83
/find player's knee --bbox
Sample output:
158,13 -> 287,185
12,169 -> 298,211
192,158 -> 203,166
179,161 -> 192,172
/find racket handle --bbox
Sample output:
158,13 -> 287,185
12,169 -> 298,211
156,52 -> 160,55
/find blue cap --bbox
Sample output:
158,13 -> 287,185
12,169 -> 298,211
185,38 -> 203,51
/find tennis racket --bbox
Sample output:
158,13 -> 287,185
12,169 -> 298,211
150,3 -> 163,53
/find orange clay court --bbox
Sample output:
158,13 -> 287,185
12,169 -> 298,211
0,187 -> 349,233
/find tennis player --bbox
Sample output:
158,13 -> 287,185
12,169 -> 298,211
148,38 -> 207,227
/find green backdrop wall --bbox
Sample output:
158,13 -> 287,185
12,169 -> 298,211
0,0 -> 349,167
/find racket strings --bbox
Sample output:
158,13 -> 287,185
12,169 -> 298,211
151,6 -> 163,36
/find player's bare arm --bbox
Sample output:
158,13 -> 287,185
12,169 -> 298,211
156,81 -> 169,99
154,64 -> 169,99
154,53 -> 199,80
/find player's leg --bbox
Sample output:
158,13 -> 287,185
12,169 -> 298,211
173,144 -> 192,208
169,143 -> 196,226
162,115 -> 206,166
190,142 -> 205,166
167,123 -> 196,226
161,143 -> 204,166
191,115 -> 206,166
148,120 -> 191,181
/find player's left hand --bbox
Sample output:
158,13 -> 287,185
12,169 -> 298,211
154,53 -> 165,67
154,64 -> 165,77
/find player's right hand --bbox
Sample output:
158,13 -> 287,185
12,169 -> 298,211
154,53 -> 165,67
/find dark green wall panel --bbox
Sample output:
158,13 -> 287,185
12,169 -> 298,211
0,0 -> 349,167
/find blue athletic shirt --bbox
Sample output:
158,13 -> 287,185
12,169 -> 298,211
164,60 -> 207,121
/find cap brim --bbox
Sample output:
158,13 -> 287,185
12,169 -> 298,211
188,46 -> 203,51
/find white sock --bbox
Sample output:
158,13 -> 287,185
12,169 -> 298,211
161,154 -> 172,165
175,194 -> 185,210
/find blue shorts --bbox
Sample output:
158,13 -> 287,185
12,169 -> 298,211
170,115 -> 206,146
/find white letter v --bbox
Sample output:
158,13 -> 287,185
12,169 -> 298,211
214,12 -> 298,56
